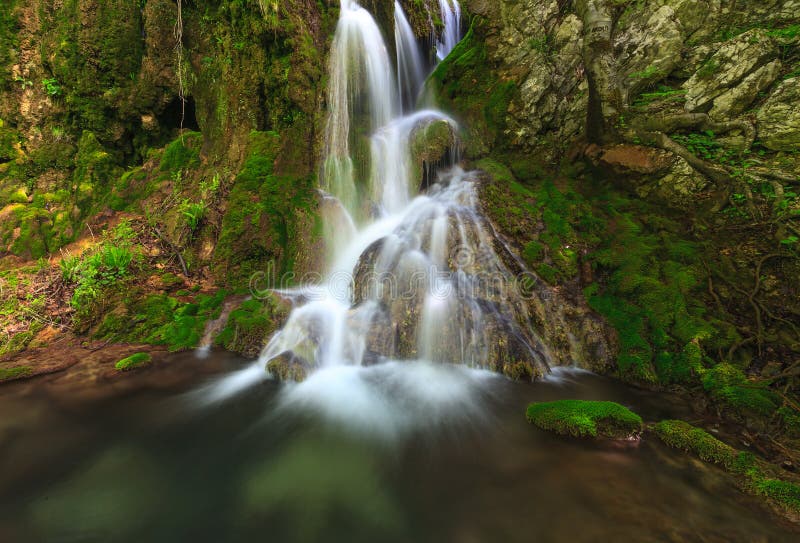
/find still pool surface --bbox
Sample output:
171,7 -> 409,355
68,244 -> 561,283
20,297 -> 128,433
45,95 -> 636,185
0,351 -> 795,542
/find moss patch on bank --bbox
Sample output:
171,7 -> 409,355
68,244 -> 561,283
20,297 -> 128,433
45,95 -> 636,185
654,420 -> 800,516
115,352 -> 152,371
431,20 -> 516,157
526,400 -> 643,438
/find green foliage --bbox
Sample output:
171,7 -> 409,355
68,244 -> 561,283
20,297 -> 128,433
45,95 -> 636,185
42,77 -> 62,97
526,400 -> 643,439
628,65 -> 662,81
114,352 -> 152,371
527,36 -> 550,54
62,222 -> 140,330
180,199 -> 207,233
632,86 -> 686,107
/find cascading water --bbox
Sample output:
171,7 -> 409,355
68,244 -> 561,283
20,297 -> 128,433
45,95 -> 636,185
394,2 -> 426,112
201,1 -> 551,426
323,0 -> 398,223
435,0 -> 462,61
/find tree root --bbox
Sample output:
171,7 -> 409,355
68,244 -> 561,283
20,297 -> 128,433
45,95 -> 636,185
628,113 -> 756,192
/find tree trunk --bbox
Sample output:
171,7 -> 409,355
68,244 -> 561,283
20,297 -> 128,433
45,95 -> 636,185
576,0 -> 622,144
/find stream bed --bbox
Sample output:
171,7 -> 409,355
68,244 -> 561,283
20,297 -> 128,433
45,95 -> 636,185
0,351 -> 795,542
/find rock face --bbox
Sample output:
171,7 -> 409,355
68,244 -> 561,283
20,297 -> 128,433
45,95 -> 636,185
683,29 -> 779,113
757,78 -> 800,151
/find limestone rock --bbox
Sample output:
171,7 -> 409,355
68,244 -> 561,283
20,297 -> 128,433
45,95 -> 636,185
709,60 -> 782,120
756,77 -> 800,151
639,155 -> 711,208
618,6 -> 685,97
683,29 -> 778,113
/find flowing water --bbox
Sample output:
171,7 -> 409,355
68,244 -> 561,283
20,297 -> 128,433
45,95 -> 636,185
0,352 -> 795,542
1,3 -> 793,542
247,0 -> 548,395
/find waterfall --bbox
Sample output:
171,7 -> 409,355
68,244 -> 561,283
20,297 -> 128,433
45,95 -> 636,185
436,0 -> 462,61
203,0 -> 549,403
394,2 -> 426,112
323,0 -> 398,223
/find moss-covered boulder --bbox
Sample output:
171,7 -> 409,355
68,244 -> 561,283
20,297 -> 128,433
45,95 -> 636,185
114,352 -> 152,372
653,419 -> 740,467
526,400 -> 643,439
654,420 -> 800,518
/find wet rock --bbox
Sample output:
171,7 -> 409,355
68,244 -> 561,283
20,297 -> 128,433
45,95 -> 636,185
683,29 -> 778,113
756,77 -> 800,151
409,118 -> 459,190
267,352 -> 310,382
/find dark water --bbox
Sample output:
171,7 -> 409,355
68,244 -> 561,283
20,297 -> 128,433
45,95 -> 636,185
0,352 -> 795,542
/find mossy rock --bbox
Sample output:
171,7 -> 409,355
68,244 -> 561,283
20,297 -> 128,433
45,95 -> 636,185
215,295 -> 289,358
266,353 -> 309,383
654,420 -> 800,516
114,352 -> 152,371
0,365 -> 32,382
652,420 -> 739,468
526,400 -> 643,439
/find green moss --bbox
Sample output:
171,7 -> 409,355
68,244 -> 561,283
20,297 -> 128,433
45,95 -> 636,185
0,365 -> 32,382
655,419 -> 800,514
526,400 -> 643,439
0,0 -> 19,91
701,363 -> 778,416
432,20 -> 517,156
753,479 -> 800,512
653,420 -> 739,467
267,356 -> 308,382
213,131 -> 318,289
114,352 -> 152,371
159,133 -> 202,173
215,295 -> 288,357
95,291 -> 225,353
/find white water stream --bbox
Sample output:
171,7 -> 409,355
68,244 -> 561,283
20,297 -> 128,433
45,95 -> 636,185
198,1 -> 552,426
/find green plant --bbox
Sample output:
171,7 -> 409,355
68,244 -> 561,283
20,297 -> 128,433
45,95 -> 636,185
628,65 -> 661,81
180,200 -> 207,232
42,77 -> 62,97
59,254 -> 82,282
632,86 -> 686,107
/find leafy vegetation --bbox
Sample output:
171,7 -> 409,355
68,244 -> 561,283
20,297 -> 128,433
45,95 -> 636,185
62,221 -> 140,330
